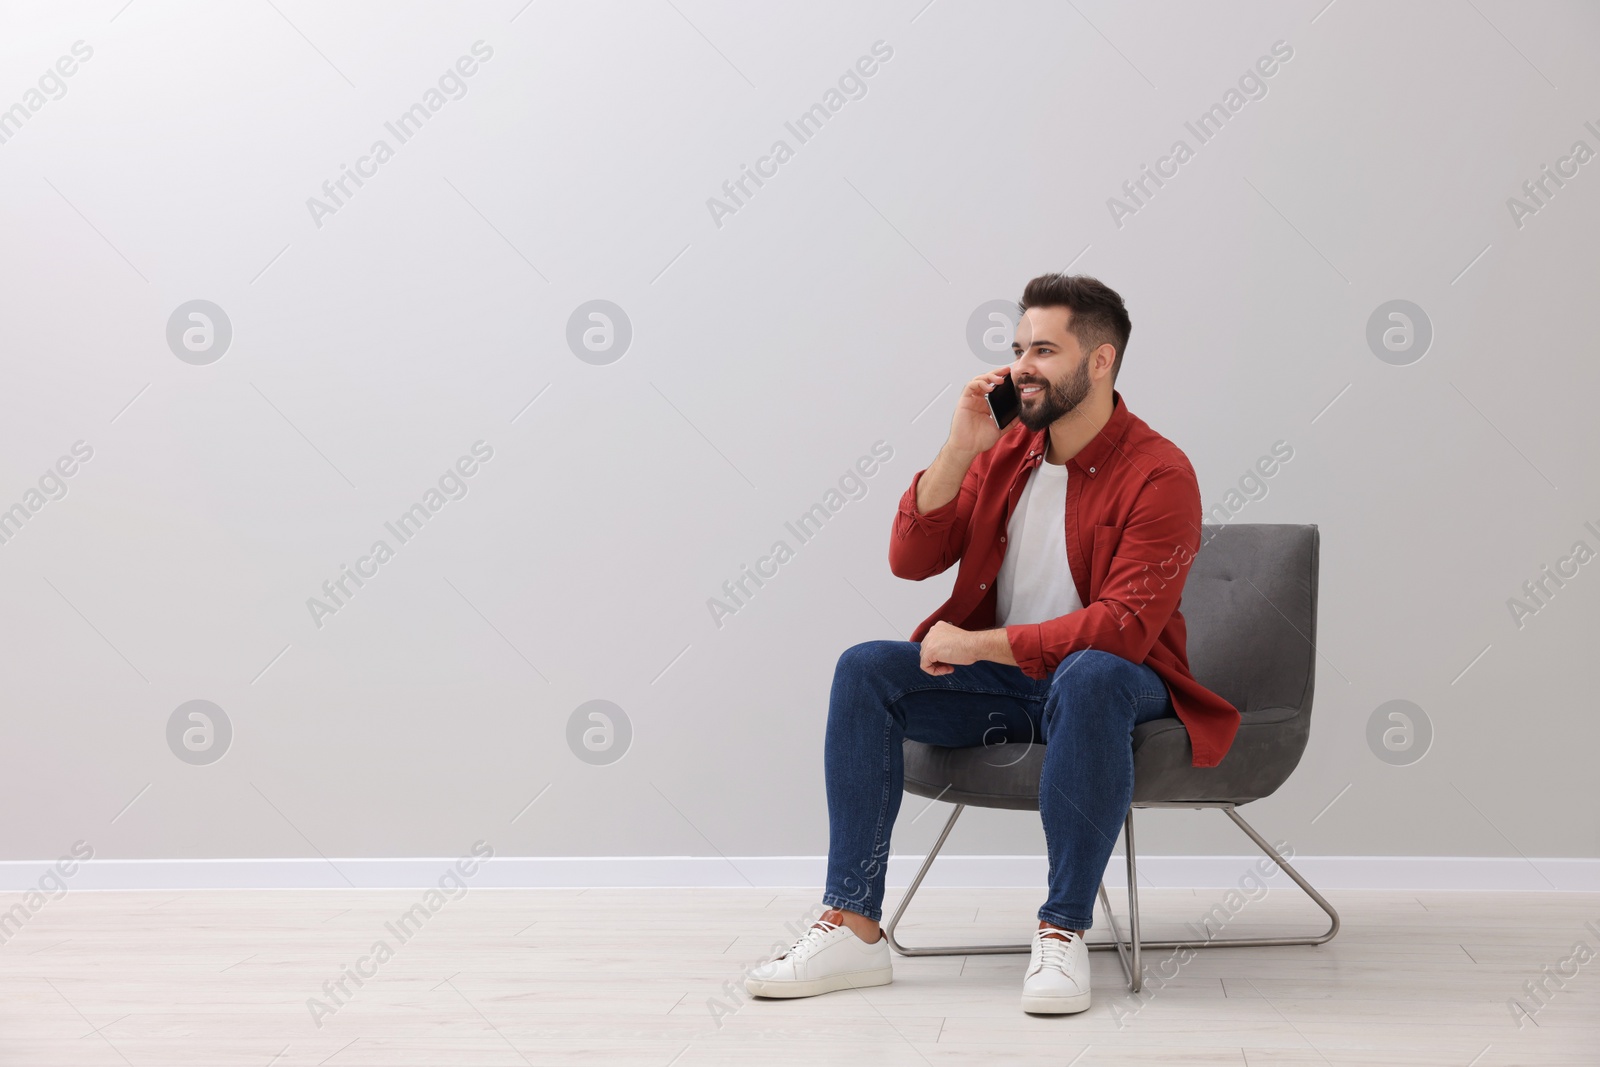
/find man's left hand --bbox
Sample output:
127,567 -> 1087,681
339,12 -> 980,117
919,621 -> 976,675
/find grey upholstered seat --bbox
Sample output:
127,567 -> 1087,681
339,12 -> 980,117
902,523 -> 1319,810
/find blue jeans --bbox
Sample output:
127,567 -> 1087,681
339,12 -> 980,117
821,640 -> 1177,931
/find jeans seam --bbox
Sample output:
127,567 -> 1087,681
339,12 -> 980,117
838,705 -> 894,922
1137,687 -> 1170,716
873,706 -> 891,913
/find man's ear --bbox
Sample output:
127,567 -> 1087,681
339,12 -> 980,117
1093,343 -> 1117,379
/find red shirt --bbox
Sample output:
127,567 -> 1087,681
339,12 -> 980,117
889,391 -> 1239,767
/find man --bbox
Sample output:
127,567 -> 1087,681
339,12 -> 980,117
744,273 -> 1240,1014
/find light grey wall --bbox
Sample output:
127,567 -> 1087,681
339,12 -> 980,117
1,0 -> 1595,869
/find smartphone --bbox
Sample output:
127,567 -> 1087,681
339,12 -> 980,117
986,372 -> 1020,430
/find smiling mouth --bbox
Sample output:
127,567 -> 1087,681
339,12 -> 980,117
1018,384 -> 1044,398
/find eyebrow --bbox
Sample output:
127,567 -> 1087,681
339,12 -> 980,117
1012,338 -> 1061,352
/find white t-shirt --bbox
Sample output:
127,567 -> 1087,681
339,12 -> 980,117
994,456 -> 1084,627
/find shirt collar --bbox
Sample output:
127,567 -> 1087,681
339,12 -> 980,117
1024,390 -> 1131,480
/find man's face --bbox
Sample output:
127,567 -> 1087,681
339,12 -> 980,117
1011,306 -> 1092,432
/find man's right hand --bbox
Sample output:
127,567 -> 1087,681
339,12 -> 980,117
913,367 -> 1015,516
947,366 -> 1013,456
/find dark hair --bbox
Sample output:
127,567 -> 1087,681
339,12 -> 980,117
1017,273 -> 1132,381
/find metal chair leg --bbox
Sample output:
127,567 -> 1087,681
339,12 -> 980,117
1125,808 -> 1142,990
1211,805 -> 1342,946
884,803 -> 1135,961
1096,878 -> 1137,990
883,801 -> 1340,995
1094,804 -> 1342,983
886,803 -> 1038,956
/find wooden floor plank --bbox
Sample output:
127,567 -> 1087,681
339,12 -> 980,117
0,887 -> 1594,1065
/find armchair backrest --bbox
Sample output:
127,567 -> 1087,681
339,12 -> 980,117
1179,524 -> 1320,718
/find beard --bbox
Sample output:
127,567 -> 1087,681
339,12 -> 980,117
1015,355 -> 1092,431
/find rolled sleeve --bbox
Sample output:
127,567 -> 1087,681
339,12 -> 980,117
895,469 -> 961,531
889,465 -> 979,580
1004,622 -> 1048,679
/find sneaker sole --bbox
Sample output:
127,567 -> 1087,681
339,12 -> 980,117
1021,989 -> 1091,1014
745,966 -> 892,999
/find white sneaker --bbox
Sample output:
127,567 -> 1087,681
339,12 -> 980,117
744,918 -> 892,999
1021,926 -> 1091,1014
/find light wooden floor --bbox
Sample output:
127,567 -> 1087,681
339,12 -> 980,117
1,885 -> 1596,1065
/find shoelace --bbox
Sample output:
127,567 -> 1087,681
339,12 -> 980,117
1034,927 -> 1078,971
775,919 -> 842,962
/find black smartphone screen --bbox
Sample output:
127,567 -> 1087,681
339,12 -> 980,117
986,373 -> 1020,429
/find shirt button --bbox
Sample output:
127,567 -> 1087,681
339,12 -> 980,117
1000,535 -> 1006,542
1089,467 -> 1096,474
979,583 -> 987,590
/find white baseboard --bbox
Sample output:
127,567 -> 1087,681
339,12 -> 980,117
3,855 -> 1597,892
